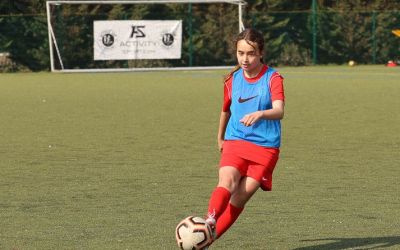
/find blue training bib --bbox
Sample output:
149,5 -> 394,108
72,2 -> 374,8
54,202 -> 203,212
224,67 -> 281,148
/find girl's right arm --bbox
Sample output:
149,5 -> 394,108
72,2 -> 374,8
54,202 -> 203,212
218,70 -> 235,152
217,111 -> 230,152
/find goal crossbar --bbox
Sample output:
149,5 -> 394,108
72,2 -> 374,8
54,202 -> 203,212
47,0 -> 246,5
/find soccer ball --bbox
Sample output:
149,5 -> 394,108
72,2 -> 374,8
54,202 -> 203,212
175,216 -> 213,250
348,60 -> 355,66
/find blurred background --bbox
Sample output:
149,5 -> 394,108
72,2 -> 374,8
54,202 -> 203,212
0,0 -> 399,72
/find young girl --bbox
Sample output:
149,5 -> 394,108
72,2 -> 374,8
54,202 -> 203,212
205,28 -> 285,247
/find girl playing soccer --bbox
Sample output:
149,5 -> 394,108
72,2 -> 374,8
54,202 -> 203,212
205,28 -> 285,246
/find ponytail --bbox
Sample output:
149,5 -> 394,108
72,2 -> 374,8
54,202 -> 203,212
223,64 -> 241,83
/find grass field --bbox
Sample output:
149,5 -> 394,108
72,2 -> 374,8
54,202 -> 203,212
0,66 -> 399,250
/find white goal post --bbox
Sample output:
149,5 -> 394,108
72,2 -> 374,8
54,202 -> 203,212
46,0 -> 246,73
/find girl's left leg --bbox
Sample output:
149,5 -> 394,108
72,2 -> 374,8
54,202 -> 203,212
216,176 -> 260,238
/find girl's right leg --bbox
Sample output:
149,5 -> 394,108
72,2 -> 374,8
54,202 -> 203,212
206,166 -> 241,229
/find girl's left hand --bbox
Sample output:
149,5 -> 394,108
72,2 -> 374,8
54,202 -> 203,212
240,111 -> 263,127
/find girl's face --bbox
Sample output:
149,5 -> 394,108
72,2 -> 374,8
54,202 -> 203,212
236,39 -> 263,76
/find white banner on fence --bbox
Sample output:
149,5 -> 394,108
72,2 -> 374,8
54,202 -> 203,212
93,20 -> 182,60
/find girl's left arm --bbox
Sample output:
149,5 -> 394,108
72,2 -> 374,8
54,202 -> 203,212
240,100 -> 284,127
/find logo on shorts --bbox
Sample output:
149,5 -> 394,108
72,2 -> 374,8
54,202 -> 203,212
261,177 -> 268,181
238,95 -> 258,103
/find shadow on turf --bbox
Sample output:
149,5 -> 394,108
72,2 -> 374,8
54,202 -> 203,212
294,236 -> 400,249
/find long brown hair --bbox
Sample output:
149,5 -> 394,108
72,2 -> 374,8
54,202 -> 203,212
224,28 -> 265,82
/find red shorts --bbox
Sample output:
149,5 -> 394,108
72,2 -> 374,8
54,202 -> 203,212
219,140 -> 279,191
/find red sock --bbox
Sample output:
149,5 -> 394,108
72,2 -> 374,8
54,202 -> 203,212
216,203 -> 244,238
207,187 -> 231,221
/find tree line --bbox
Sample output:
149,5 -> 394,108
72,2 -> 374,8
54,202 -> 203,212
0,0 -> 399,71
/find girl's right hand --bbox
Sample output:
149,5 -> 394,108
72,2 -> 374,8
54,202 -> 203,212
218,139 -> 224,153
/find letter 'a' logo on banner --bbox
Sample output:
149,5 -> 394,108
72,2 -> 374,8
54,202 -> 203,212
93,20 -> 182,60
130,25 -> 145,38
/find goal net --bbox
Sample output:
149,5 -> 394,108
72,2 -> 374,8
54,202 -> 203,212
46,0 -> 246,72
